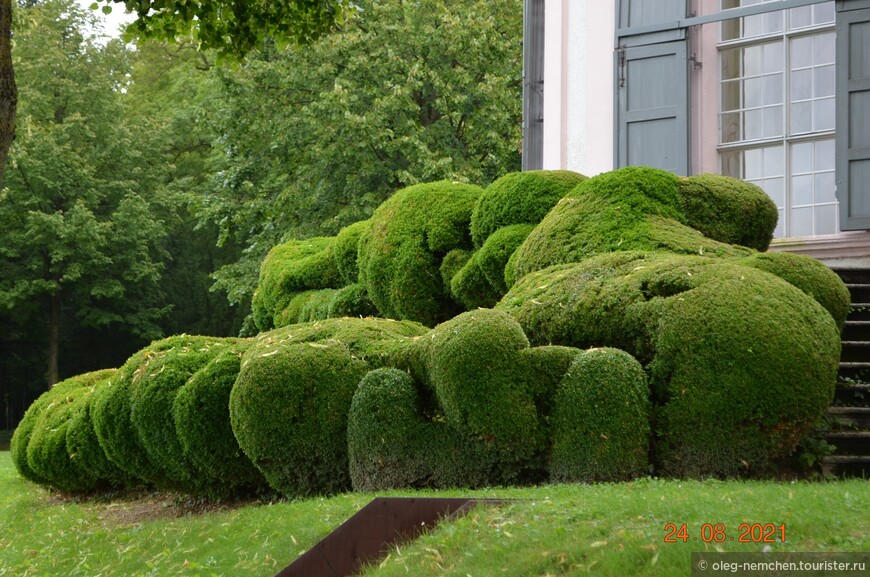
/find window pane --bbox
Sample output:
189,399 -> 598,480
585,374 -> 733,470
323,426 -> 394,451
815,172 -> 836,204
764,12 -> 783,35
721,48 -> 741,80
815,139 -> 835,171
774,210 -> 784,238
722,80 -> 741,111
764,74 -> 783,105
721,150 -> 741,178
790,6 -> 811,29
764,145 -> 784,177
744,14 -> 763,38
745,109 -> 763,139
815,204 -> 837,235
763,177 -> 785,208
792,141 -> 813,172
792,175 -> 813,206
791,206 -> 814,236
745,148 -> 764,180
790,68 -> 812,102
814,2 -> 835,26
790,36 -> 813,69
814,65 -> 835,98
763,42 -> 783,73
745,77 -> 763,107
721,112 -> 741,143
814,32 -> 835,65
744,45 -> 763,76
764,106 -> 783,137
790,101 -> 812,134
813,98 -> 835,131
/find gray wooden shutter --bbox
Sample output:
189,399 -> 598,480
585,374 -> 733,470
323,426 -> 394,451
837,1 -> 870,229
522,0 -> 545,171
615,1 -> 689,175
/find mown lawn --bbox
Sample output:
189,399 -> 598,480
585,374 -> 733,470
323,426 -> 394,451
0,451 -> 867,577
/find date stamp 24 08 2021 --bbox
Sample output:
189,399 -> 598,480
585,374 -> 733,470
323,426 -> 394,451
664,523 -> 787,544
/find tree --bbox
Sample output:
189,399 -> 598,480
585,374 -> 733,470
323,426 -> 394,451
0,0 -> 345,191
0,0 -> 169,386
203,0 -> 523,322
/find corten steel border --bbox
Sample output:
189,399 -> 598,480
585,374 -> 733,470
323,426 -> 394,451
274,497 -> 506,577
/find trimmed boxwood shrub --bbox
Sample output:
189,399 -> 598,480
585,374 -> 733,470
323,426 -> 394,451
334,219 -> 371,285
549,348 -> 649,482
449,251 -> 502,310
252,237 -> 342,331
509,167 -> 751,282
738,252 -> 850,330
327,283 -> 378,318
410,309 -> 544,485
65,381 -> 132,490
173,344 -> 267,498
11,390 -> 57,485
230,317 -> 428,496
128,336 -> 234,490
470,170 -> 587,247
275,288 -> 337,327
678,173 -> 778,251
498,252 -> 841,477
347,368 -> 434,491
24,370 -> 117,493
357,180 -> 483,326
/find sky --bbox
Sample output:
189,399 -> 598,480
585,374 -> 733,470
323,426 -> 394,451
75,0 -> 135,38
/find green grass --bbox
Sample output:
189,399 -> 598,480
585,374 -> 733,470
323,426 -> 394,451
0,451 -> 867,577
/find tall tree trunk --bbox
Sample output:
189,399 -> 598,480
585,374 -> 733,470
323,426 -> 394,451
47,292 -> 60,387
0,0 -> 15,187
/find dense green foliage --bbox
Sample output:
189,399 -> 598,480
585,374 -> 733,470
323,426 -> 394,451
358,181 -> 483,325
509,167 -> 756,282
549,349 -> 649,482
229,318 -> 428,496
678,174 -> 778,251
128,336 -> 234,489
24,371 -> 116,493
172,344 -> 266,498
498,252 -> 841,476
470,170 -> 586,247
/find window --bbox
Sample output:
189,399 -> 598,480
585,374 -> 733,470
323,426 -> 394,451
718,1 -> 837,238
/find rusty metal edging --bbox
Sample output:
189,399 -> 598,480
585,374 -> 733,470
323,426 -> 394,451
274,497 -> 507,577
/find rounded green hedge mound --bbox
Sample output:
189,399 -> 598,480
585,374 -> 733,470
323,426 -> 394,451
11,391 -> 57,485
509,167 -> 751,282
173,343 -> 267,498
470,170 -> 587,247
477,223 -> 534,293
230,317 -> 428,496
410,309 -> 543,485
24,370 -> 117,493
334,219 -> 371,285
449,251 -> 502,310
252,237 -> 342,331
357,180 -> 483,326
65,383 -> 132,490
128,336 -> 234,490
347,368 -> 434,491
678,174 -> 778,251
498,252 -> 840,476
549,348 -> 649,482
738,251 -> 850,330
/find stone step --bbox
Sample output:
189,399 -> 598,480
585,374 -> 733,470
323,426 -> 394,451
821,455 -> 870,478
833,383 -> 870,406
839,341 -> 870,363
825,406 -> 870,430
841,320 -> 870,342
837,362 -> 870,382
823,431 -> 870,456
847,303 -> 870,321
845,283 -> 870,304
832,268 -> 870,285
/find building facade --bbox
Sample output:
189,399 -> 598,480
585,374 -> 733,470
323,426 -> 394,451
526,0 -> 870,264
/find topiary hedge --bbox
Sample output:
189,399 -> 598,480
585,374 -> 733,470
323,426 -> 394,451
549,348 -> 649,482
229,317 -> 429,496
334,219 -> 370,285
252,237 -> 343,331
357,180 -> 483,326
173,343 -> 267,498
509,167 -> 756,282
22,370 -> 117,493
678,173 -> 778,251
128,336 -> 236,491
497,251 -> 841,476
470,170 -> 587,247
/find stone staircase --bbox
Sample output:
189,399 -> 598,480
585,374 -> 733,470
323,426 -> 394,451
823,268 -> 870,477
